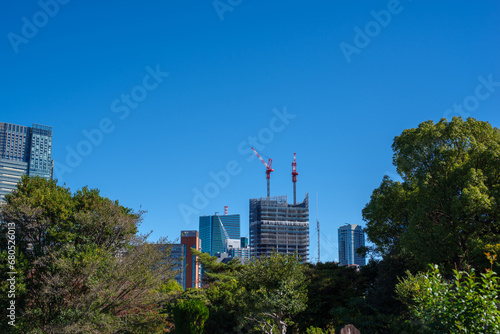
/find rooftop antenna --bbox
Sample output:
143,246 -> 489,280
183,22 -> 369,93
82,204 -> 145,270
292,153 -> 298,204
317,192 -> 320,263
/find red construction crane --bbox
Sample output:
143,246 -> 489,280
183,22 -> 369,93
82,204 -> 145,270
251,147 -> 274,197
292,153 -> 298,204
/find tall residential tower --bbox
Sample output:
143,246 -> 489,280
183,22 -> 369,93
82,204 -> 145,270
0,122 -> 53,202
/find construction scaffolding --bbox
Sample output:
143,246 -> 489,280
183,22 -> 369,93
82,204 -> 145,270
249,194 -> 309,262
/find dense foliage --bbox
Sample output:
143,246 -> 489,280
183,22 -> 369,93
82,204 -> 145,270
363,117 -> 500,272
173,299 -> 209,334
396,264 -> 500,333
238,252 -> 308,334
2,117 -> 499,333
0,176 -> 176,333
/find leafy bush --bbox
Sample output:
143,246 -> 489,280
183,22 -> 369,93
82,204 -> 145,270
173,299 -> 209,334
305,326 -> 326,334
396,264 -> 500,333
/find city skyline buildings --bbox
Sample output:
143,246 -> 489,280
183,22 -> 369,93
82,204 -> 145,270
0,122 -> 53,202
0,121 -> 368,265
2,1 -> 498,264
338,223 -> 366,266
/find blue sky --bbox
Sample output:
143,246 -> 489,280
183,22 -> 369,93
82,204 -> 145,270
2,0 -> 499,262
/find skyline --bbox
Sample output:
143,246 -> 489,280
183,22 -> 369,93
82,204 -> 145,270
2,1 -> 499,262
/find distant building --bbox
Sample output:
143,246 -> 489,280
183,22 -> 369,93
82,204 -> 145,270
199,213 -> 240,256
249,194 -> 309,262
240,236 -> 248,248
0,122 -> 53,202
181,230 -> 202,289
130,242 -> 186,289
338,224 -> 365,266
170,243 -> 187,290
229,237 -> 250,263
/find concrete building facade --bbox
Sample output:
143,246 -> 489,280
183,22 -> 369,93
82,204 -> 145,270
181,230 -> 202,289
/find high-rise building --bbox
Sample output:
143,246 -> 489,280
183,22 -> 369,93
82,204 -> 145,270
199,213 -> 241,256
338,224 -> 365,266
181,230 -> 202,289
0,122 -> 53,202
249,194 -> 309,262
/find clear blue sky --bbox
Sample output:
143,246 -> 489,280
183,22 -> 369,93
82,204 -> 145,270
2,0 -> 499,262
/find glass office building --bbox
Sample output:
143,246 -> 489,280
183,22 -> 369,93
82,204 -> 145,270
338,224 -> 365,266
0,122 -> 53,202
28,124 -> 53,179
199,214 -> 240,256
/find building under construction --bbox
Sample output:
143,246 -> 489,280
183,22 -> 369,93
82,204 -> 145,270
249,194 -> 309,262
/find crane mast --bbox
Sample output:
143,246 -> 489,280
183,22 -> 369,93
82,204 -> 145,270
292,153 -> 298,204
251,147 -> 274,197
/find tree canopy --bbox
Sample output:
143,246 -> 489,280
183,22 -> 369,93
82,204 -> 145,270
238,252 -> 308,334
363,117 -> 500,271
173,299 -> 209,334
0,176 -> 176,333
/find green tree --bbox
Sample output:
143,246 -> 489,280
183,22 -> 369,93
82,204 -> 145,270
159,278 -> 184,295
161,287 -> 209,333
191,248 -> 247,334
396,264 -> 500,333
363,117 -> 500,271
328,255 -> 427,334
0,175 -> 74,260
304,326 -> 328,334
0,176 -> 176,333
292,262 -> 369,333
238,252 -> 308,334
173,299 -> 209,334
